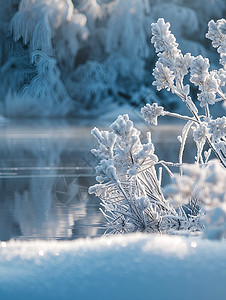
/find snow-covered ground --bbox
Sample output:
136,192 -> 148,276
0,233 -> 225,300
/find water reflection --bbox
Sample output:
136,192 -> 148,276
0,119 -> 197,241
0,119 -> 105,241
0,176 -> 105,241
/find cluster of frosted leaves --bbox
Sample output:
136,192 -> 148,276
89,114 -> 202,235
189,56 -> 223,108
164,160 -> 226,239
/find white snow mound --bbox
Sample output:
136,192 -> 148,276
0,233 -> 225,300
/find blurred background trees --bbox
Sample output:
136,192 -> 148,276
0,0 -> 225,117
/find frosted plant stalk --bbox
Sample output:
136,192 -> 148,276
142,18 -> 226,167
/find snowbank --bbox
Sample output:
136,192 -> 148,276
0,233 -> 225,300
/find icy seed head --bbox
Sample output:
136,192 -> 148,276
141,103 -> 165,126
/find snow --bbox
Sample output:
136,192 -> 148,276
0,233 -> 225,300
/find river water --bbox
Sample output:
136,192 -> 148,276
0,119 -> 196,241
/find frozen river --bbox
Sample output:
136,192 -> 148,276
0,119 -> 196,241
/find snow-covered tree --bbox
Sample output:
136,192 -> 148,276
105,0 -> 149,80
0,0 -> 89,116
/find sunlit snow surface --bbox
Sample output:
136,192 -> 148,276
0,234 -> 225,300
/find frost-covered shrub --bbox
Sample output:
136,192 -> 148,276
89,114 -> 202,235
9,0 -> 87,58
